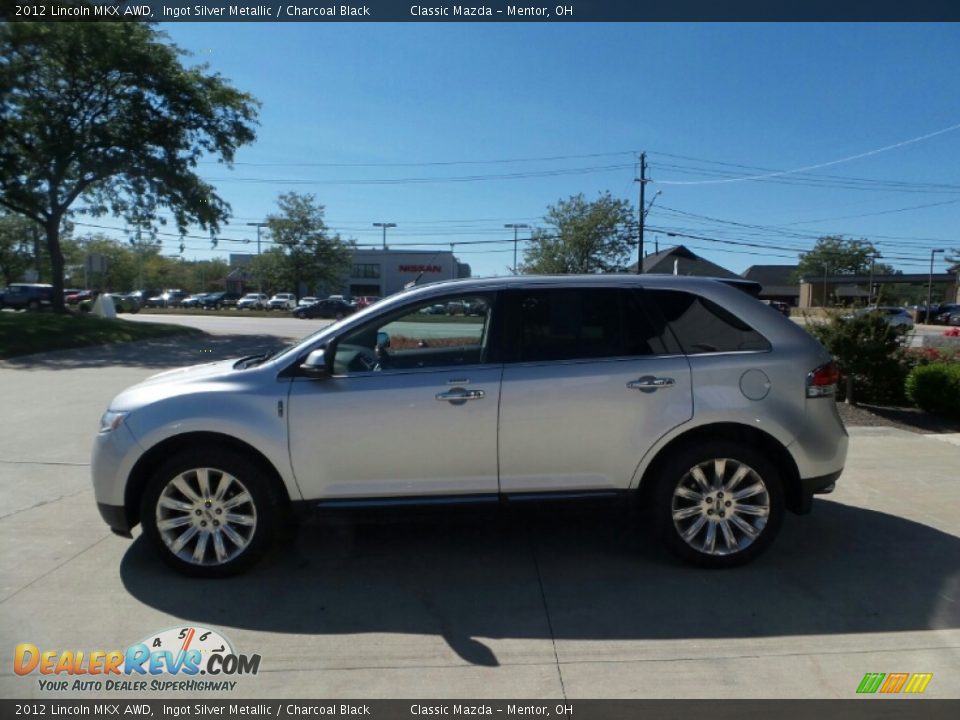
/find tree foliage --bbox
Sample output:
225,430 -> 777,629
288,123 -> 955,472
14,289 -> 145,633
262,193 -> 354,296
521,192 -> 635,274
0,213 -> 36,285
808,312 -> 909,403
0,21 -> 259,309
796,236 -> 895,278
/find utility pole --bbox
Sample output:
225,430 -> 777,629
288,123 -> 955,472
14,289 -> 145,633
927,248 -> 945,323
373,222 -> 396,250
868,252 -> 879,306
823,266 -> 829,308
636,152 -> 647,274
246,222 -> 267,293
504,223 -> 529,274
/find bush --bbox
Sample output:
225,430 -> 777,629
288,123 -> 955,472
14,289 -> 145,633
807,312 -> 909,404
905,364 -> 960,419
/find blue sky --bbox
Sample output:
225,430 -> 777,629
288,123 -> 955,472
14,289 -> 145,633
85,22 -> 960,276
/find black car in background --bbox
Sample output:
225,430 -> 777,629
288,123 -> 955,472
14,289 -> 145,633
293,298 -> 356,319
0,283 -> 54,311
198,291 -> 241,309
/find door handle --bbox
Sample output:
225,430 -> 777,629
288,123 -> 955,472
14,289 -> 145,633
627,376 -> 675,391
436,389 -> 485,402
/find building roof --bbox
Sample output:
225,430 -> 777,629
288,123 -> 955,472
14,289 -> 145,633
740,264 -> 800,298
628,245 -> 741,278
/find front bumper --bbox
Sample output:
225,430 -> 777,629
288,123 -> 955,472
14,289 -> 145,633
97,503 -> 133,537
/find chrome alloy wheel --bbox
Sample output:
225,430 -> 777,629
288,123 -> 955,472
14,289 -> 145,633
155,468 -> 258,566
670,458 -> 770,557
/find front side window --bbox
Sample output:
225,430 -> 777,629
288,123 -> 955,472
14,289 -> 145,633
332,294 -> 493,374
647,289 -> 770,354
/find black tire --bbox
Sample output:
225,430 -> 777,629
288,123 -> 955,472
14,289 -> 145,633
28,300 -> 40,311
140,448 -> 282,577
651,441 -> 784,568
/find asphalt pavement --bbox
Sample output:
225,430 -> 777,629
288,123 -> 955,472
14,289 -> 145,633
1,325 -> 958,700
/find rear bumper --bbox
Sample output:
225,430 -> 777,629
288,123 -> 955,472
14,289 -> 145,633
796,469 -> 843,514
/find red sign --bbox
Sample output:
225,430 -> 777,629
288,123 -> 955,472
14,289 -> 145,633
399,264 -> 442,273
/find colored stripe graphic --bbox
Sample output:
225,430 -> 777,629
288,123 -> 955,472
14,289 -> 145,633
857,672 -> 933,694
880,673 -> 909,693
903,673 -> 934,694
857,673 -> 886,694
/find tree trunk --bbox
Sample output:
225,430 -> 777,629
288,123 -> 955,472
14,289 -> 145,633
45,216 -> 67,313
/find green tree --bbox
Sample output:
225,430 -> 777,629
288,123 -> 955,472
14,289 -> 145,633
0,213 -> 35,285
796,236 -> 895,278
0,20 -> 258,310
264,193 -> 354,297
521,192 -> 635,274
247,248 -> 289,294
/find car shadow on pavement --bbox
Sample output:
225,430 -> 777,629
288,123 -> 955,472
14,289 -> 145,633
0,334 -> 295,371
120,500 -> 960,666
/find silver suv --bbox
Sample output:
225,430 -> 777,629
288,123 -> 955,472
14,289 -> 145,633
92,276 -> 847,576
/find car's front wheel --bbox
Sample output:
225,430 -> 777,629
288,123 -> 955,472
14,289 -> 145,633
140,449 -> 280,577
653,442 -> 784,568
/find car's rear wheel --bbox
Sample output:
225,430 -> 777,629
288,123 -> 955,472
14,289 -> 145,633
140,449 -> 280,577
652,441 -> 784,568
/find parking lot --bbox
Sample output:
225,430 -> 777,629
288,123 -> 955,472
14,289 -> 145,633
1,316 -> 959,699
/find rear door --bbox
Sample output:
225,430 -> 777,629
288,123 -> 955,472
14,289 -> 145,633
497,286 -> 693,494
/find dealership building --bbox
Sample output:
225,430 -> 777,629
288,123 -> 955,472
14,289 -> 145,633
342,248 -> 470,297
228,248 -> 470,298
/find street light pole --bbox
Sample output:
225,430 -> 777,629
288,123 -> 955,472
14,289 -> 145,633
373,222 -> 396,250
504,223 -> 529,274
927,248 -> 945,323
246,222 -> 268,293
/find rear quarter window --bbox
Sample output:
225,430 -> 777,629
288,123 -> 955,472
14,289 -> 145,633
648,289 -> 771,354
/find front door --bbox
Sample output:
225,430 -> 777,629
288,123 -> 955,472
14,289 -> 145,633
287,292 -> 501,500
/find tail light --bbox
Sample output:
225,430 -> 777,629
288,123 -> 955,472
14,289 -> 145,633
807,360 -> 839,398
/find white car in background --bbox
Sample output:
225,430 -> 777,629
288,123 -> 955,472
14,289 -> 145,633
298,296 -> 318,308
268,293 -> 296,311
237,293 -> 269,310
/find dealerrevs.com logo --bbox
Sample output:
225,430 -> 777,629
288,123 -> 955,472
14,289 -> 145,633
14,626 -> 260,693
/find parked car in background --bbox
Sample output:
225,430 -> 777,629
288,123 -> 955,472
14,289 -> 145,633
237,293 -> 269,310
93,275 -> 848,576
268,293 -> 297,311
934,304 -> 960,325
65,289 -> 96,305
145,290 -> 189,308
197,291 -> 241,310
355,296 -> 381,309
179,293 -> 209,308
292,298 -> 356,319
853,306 -> 914,328
0,283 -> 54,311
419,303 -> 447,315
298,296 -> 319,308
79,293 -> 140,314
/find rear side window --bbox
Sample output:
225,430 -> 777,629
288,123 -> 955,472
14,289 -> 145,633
503,288 -> 667,362
647,289 -> 770,354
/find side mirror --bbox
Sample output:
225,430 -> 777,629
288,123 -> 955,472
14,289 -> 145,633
299,348 -> 330,379
376,331 -> 391,349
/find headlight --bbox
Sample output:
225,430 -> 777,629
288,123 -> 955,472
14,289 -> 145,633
99,410 -> 128,434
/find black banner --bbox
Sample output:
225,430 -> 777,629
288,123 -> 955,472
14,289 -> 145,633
4,0 -> 960,22
3,701 -> 960,720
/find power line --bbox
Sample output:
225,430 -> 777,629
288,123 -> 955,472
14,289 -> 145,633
652,120 -> 960,186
